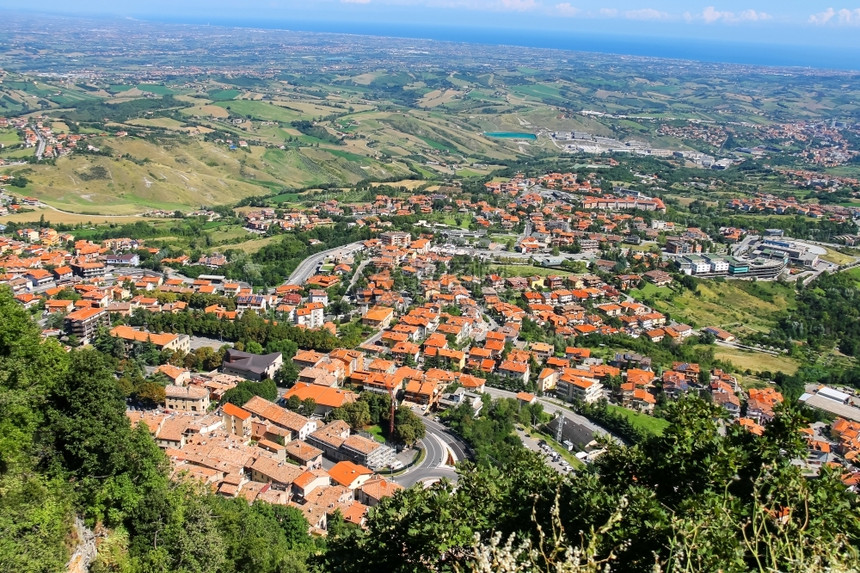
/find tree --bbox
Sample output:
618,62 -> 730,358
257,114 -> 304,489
360,392 -> 391,426
137,380 -> 167,406
389,406 -> 425,445
284,395 -> 302,412
302,398 -> 317,417
275,361 -> 300,387
332,400 -> 371,430
223,379 -> 277,407
50,349 -> 135,487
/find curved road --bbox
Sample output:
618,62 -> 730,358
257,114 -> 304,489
285,241 -> 365,286
392,417 -> 470,488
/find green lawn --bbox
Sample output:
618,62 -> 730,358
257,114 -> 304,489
629,282 -> 671,299
842,266 -> 860,287
440,214 -> 471,229
364,425 -> 386,443
0,129 -> 22,146
606,404 -> 669,437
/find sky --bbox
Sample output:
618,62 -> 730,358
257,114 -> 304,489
5,1 -> 860,50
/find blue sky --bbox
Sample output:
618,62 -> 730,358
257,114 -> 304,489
6,1 -> 860,48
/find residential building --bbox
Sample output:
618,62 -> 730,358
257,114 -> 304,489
498,360 -> 530,384
70,261 -> 106,278
285,440 -> 324,469
556,375 -> 603,404
328,461 -> 374,489
64,307 -> 109,344
357,477 -> 404,507
363,306 -> 395,329
379,231 -> 411,247
295,305 -> 325,329
165,384 -> 210,413
110,325 -> 191,354
222,402 -> 252,437
283,383 -> 358,416
243,396 -> 318,441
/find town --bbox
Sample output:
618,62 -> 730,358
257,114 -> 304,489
3,169 -> 860,539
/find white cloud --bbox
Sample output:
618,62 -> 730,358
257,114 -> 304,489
700,6 -> 770,23
737,9 -> 769,21
599,7 -> 618,17
498,0 -> 539,11
810,7 -> 837,24
554,2 -> 580,17
810,7 -> 860,25
624,8 -> 671,20
341,0 -> 371,4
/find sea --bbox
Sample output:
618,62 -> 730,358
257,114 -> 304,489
182,18 -> 859,72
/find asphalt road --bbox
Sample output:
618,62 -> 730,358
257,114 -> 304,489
285,241 -> 365,286
393,435 -> 458,488
391,414 -> 471,488
422,416 -> 470,462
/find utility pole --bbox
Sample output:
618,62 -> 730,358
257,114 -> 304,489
388,385 -> 397,438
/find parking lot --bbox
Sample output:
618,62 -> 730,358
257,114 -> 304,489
514,426 -> 575,475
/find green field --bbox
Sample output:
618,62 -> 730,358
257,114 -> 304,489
842,266 -> 860,286
137,84 -> 174,95
511,84 -> 563,101
488,264 -> 575,277
606,404 -> 670,437
208,89 -> 242,101
214,100 -> 303,123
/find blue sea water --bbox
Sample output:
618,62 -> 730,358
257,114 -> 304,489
187,18 -> 859,72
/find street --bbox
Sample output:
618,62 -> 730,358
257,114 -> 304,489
392,417 -> 465,488
285,241 -> 365,286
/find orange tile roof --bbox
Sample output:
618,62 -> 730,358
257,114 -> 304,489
328,461 -> 373,487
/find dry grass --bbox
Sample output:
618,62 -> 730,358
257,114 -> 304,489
2,138 -> 272,212
370,179 -> 430,190
127,117 -> 188,130
0,207 -> 156,225
418,89 -> 463,107
821,247 -> 856,266
181,104 -> 231,118
351,72 -> 380,85
211,235 -> 279,253
714,347 -> 800,375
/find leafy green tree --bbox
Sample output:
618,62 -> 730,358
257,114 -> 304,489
223,379 -> 278,407
275,360 -> 300,387
387,406 -> 426,445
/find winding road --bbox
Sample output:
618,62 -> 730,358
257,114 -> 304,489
285,241 -> 365,285
392,416 -> 470,488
